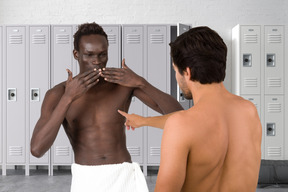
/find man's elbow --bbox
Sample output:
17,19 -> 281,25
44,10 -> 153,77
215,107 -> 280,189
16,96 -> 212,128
30,144 -> 44,158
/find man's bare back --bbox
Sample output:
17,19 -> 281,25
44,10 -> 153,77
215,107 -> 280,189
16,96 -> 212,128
154,84 -> 262,192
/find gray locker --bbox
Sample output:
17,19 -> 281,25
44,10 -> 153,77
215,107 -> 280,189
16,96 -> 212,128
28,26 -> 50,166
176,24 -> 191,110
264,26 -> 284,95
122,25 -> 145,164
241,95 -> 264,159
103,25 -> 121,68
264,95 -> 284,160
232,25 -> 261,95
51,25 -> 74,166
6,26 -> 26,165
0,26 -> 2,166
147,25 -> 170,164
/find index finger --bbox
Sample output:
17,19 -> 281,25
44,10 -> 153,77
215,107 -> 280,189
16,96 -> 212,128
118,110 -> 128,118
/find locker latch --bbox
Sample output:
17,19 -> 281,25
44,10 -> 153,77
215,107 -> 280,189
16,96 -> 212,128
267,54 -> 275,67
243,54 -> 252,67
31,88 -> 40,101
267,123 -> 276,136
8,88 -> 17,101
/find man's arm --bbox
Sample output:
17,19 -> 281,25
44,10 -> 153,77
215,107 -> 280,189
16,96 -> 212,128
101,59 -> 183,114
154,112 -> 189,192
118,110 -> 179,129
30,69 -> 100,157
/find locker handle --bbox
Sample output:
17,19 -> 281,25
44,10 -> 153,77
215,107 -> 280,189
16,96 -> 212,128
31,88 -> 40,101
8,88 -> 17,101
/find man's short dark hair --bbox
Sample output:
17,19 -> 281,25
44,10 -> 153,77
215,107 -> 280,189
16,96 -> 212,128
74,22 -> 108,51
170,26 -> 227,84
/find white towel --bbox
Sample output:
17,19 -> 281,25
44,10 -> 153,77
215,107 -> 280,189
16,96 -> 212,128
71,162 -> 149,192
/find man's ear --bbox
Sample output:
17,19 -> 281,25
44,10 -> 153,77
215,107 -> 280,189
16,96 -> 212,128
73,50 -> 79,60
184,67 -> 191,81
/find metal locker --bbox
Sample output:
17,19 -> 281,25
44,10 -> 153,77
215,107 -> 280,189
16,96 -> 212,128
51,25 -> 74,166
122,25 -> 145,164
264,26 -> 284,95
28,26 -> 50,166
232,25 -> 261,95
0,26 -> 2,166
176,23 -> 191,110
264,95 -> 284,160
103,25 -> 121,68
241,95 -> 264,159
5,26 -> 26,164
147,25 -> 170,164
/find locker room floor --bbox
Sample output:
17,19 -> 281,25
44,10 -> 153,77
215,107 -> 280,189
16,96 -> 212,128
0,168 -> 288,192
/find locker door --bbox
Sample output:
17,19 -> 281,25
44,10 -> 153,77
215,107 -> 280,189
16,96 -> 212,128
103,25 -> 121,68
176,24 -> 191,109
122,25 -> 144,164
264,95 -> 284,160
264,26 -> 284,95
51,26 -> 74,164
241,95 -> 264,159
147,25 -> 169,164
29,26 -> 50,164
240,26 -> 261,95
6,26 -> 26,164
0,26 -> 2,165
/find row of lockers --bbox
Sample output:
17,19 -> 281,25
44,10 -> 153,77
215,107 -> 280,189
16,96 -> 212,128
0,24 -> 189,175
232,25 -> 287,160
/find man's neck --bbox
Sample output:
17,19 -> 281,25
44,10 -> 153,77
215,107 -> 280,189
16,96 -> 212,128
190,82 -> 227,105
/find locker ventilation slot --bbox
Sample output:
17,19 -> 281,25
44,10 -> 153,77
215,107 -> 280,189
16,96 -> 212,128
32,34 -> 46,44
150,147 -> 160,156
126,34 -> 141,44
9,35 -> 23,44
150,34 -> 164,44
127,147 -> 140,156
267,78 -> 281,87
267,147 -> 281,157
107,34 -> 116,44
56,34 -> 70,44
9,146 -> 23,156
267,103 -> 281,113
267,34 -> 282,43
244,34 -> 258,43
244,78 -> 258,87
55,146 -> 70,156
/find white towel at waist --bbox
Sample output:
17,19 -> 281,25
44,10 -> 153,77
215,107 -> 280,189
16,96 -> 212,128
71,162 -> 149,192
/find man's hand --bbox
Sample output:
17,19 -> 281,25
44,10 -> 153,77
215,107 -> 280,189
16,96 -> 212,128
65,68 -> 101,101
118,110 -> 145,130
101,59 -> 144,88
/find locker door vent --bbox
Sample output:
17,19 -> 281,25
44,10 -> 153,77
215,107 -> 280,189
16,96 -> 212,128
9,35 -> 23,44
243,78 -> 258,87
107,34 -> 116,44
150,34 -> 164,44
32,34 -> 46,44
150,147 -> 160,156
267,147 -> 281,157
267,103 -> 282,113
267,78 -> 282,87
267,34 -> 282,43
9,146 -> 23,156
127,146 -> 140,156
55,146 -> 70,156
56,34 -> 70,44
126,34 -> 141,44
244,34 -> 258,43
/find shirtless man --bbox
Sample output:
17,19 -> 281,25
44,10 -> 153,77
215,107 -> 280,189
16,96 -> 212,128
30,22 -> 182,192
118,26 -> 262,192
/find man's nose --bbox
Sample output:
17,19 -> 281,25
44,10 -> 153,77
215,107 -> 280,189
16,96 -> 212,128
92,56 -> 101,65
